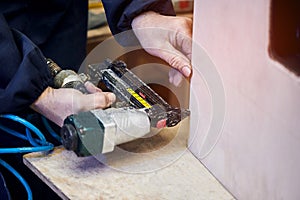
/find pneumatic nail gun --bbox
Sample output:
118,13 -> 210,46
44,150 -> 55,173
47,58 -> 190,157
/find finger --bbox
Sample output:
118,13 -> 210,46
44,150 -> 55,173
169,68 -> 183,87
176,32 -> 192,61
84,81 -> 102,93
80,92 -> 116,110
94,92 -> 116,108
152,47 -> 192,77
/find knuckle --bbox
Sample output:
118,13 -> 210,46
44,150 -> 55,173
95,94 -> 108,108
177,17 -> 192,28
167,56 -> 183,70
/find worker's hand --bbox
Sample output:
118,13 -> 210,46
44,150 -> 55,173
132,11 -> 192,86
30,81 -> 116,127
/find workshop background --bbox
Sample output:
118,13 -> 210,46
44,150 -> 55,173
47,0 -> 300,199
2,0 -> 299,199
30,0 -> 300,199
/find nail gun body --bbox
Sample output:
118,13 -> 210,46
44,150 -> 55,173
87,60 -> 190,129
48,59 -> 190,156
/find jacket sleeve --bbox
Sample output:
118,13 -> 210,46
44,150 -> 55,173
102,0 -> 176,35
0,15 -> 53,114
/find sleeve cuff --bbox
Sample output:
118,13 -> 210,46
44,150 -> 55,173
103,0 -> 175,35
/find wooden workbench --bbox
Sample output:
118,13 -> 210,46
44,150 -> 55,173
23,119 -> 234,200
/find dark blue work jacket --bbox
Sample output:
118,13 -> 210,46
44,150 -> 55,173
0,0 -> 175,114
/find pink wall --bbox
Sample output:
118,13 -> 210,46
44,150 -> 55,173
189,0 -> 300,199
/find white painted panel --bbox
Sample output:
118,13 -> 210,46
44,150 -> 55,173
189,0 -> 300,199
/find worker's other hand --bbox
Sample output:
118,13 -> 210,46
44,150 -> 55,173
132,11 -> 192,86
30,82 -> 116,127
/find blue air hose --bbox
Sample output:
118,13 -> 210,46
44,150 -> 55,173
0,114 -> 55,200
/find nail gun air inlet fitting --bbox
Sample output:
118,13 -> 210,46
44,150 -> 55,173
47,58 -> 89,94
